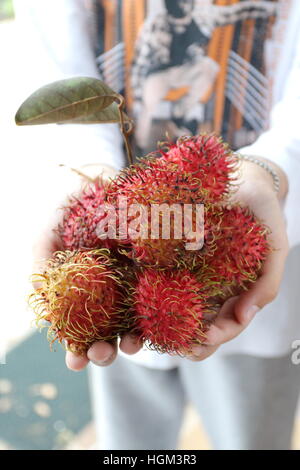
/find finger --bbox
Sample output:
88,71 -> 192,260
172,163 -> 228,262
230,190 -> 289,324
187,344 -> 219,362
87,340 -> 118,367
119,334 -> 143,355
204,297 -> 246,345
189,296 -> 255,360
234,236 -> 289,324
65,350 -> 89,371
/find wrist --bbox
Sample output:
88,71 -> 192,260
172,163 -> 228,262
257,156 -> 288,199
241,159 -> 273,186
237,155 -> 288,200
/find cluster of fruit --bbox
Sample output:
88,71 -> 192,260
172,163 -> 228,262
30,134 -> 269,356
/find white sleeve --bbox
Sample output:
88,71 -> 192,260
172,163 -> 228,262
238,26 -> 300,248
13,0 -> 125,170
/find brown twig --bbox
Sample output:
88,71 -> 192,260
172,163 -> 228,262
114,95 -> 134,166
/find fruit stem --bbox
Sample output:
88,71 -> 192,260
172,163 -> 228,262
114,95 -> 134,166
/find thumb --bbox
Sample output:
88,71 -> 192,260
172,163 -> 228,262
234,273 -> 278,326
234,237 -> 288,325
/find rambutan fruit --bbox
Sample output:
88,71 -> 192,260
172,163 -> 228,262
26,128 -> 272,359
58,179 -> 115,251
106,158 -> 223,268
202,205 -> 270,287
107,157 -> 206,206
130,269 -> 215,355
159,134 -> 238,201
30,249 -> 127,354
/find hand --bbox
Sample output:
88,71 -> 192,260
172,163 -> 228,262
188,157 -> 289,361
30,163 -> 140,371
66,335 -> 143,371
63,159 -> 289,369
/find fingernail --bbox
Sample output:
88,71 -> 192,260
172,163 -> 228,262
190,345 -> 204,357
243,305 -> 260,323
128,334 -> 140,344
92,352 -> 114,366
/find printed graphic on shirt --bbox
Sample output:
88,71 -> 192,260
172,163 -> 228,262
95,0 -> 291,154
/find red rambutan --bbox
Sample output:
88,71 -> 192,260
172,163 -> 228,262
30,135 -> 271,357
130,269 -> 214,355
106,158 -> 222,268
202,205 -> 270,286
30,249 -> 127,354
159,134 -> 238,201
58,179 -> 115,251
106,157 -> 206,206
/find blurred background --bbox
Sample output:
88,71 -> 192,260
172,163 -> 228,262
0,0 -> 299,450
0,0 -> 94,450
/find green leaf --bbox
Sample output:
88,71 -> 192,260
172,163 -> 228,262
15,77 -> 119,126
66,102 -> 131,125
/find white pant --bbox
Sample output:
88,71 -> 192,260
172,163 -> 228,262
89,352 -> 300,450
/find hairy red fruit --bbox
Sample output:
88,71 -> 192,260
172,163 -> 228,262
106,157 -> 207,206
29,132 -> 272,358
131,269 -> 213,355
204,205 -> 270,286
30,250 -> 126,354
159,134 -> 238,201
106,158 -> 222,268
58,180 -> 114,251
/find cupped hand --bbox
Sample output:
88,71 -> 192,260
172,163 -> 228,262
37,159 -> 289,370
187,157 -> 289,361
30,163 -> 142,371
